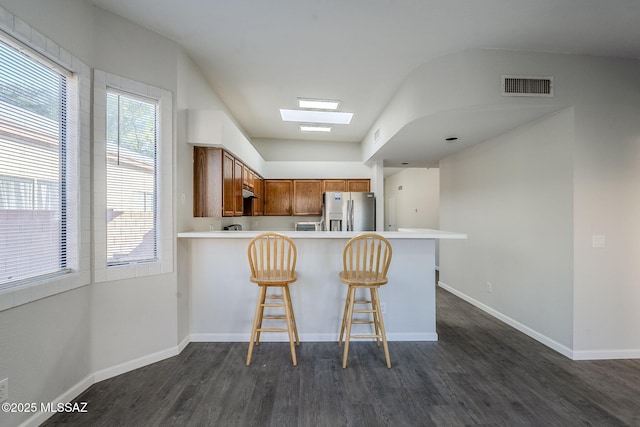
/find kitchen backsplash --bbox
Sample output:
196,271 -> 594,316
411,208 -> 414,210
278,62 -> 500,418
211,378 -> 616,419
190,216 -> 321,231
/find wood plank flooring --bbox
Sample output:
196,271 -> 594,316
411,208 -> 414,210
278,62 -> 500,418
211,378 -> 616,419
43,288 -> 640,426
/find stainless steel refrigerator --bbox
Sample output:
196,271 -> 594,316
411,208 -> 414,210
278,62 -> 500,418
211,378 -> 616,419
322,192 -> 375,231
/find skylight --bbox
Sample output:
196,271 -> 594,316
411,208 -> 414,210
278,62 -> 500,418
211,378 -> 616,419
300,124 -> 332,132
280,109 -> 353,125
298,98 -> 340,110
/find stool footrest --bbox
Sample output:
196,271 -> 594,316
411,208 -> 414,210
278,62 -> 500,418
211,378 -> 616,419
354,299 -> 372,304
257,327 -> 287,332
263,315 -> 286,320
261,303 -> 284,307
351,320 -> 374,324
350,334 -> 381,339
354,309 -> 377,313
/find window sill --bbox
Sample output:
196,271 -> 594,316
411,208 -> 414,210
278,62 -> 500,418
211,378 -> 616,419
0,270 -> 90,312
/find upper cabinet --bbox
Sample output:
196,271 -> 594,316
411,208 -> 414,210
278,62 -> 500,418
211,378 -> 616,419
194,146 -> 221,217
323,179 -> 370,193
347,179 -> 370,192
233,158 -> 244,216
195,150 -> 369,218
323,179 -> 347,192
293,180 -> 323,216
264,180 -> 293,216
262,178 -> 371,217
221,151 -> 235,217
252,175 -> 264,216
194,147 -> 262,217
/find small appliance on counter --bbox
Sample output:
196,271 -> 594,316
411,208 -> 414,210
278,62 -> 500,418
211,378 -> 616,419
295,221 -> 322,231
223,224 -> 242,231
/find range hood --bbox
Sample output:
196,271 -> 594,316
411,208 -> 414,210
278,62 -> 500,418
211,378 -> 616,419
242,188 -> 258,199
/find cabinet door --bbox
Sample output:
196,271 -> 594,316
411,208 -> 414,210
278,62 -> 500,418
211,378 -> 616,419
234,158 -> 244,216
323,179 -> 347,192
293,180 -> 323,215
252,176 -> 264,216
194,146 -> 223,217
243,165 -> 255,190
347,179 -> 370,192
264,180 -> 292,216
222,151 -> 235,217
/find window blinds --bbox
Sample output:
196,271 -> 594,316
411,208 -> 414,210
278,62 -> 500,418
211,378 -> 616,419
0,38 -> 68,286
106,91 -> 158,265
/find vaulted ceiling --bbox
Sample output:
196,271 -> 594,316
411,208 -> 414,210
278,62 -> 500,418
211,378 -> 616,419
90,0 -> 640,165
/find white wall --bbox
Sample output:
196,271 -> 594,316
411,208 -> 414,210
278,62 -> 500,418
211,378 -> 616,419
0,2 -> 185,425
440,109 -> 575,351
372,48 -> 640,359
572,104 -> 640,357
252,138 -> 362,161
175,47 -> 246,341
384,168 -> 439,231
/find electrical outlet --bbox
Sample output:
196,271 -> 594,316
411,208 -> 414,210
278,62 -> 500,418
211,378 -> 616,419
380,302 -> 387,314
0,378 -> 8,403
486,282 -> 493,293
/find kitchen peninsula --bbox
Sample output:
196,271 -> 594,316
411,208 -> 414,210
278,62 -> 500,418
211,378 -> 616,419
178,229 -> 466,342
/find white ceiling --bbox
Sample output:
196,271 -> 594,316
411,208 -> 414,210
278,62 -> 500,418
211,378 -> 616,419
89,0 -> 640,166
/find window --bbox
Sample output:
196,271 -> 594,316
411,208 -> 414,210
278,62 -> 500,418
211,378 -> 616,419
106,91 -> 158,265
93,70 -> 173,282
0,35 -> 72,287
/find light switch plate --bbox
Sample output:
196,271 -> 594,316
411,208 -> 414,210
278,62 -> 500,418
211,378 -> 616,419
592,235 -> 606,248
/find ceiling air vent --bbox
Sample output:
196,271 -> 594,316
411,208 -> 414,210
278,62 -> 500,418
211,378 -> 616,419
502,75 -> 553,97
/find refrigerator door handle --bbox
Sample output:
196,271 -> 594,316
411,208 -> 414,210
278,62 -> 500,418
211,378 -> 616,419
348,199 -> 354,231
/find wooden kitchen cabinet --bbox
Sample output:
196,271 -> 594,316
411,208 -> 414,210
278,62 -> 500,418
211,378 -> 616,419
322,179 -> 347,192
243,165 -> 255,190
293,180 -> 323,215
222,151 -> 236,216
193,147 -> 246,217
347,179 -> 370,192
233,158 -> 244,216
252,176 -> 264,216
322,179 -> 370,193
194,146 -> 220,217
264,180 -> 293,215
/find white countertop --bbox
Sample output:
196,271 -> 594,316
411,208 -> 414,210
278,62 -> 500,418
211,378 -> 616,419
177,229 -> 467,239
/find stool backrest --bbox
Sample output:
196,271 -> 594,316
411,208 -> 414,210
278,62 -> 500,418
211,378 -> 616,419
248,232 -> 297,281
342,233 -> 392,282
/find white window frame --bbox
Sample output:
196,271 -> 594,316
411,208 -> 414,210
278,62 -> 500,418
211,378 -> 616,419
0,7 -> 91,312
93,70 -> 173,282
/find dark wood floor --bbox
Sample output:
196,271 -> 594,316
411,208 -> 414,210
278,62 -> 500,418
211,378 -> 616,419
44,288 -> 640,426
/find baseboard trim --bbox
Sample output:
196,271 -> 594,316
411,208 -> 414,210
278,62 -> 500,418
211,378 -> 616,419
20,374 -> 94,427
191,332 -> 437,342
572,349 -> 640,360
177,335 -> 190,353
438,281 -> 574,359
93,346 -> 181,383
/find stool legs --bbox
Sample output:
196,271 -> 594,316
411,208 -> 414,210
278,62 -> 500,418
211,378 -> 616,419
246,285 -> 299,367
341,286 -> 357,368
282,285 -> 298,366
339,286 -> 391,369
284,286 -> 300,345
247,286 -> 267,366
372,287 -> 391,368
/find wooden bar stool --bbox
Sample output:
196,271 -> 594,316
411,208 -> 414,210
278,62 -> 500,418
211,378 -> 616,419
246,232 -> 300,366
338,233 -> 392,368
